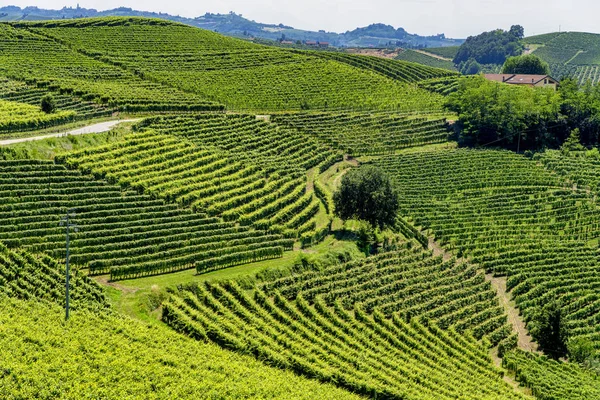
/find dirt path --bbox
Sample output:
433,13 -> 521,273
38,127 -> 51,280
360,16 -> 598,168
486,273 -> 538,352
413,49 -> 453,61
93,275 -> 139,295
426,235 -> 537,354
0,119 -> 140,146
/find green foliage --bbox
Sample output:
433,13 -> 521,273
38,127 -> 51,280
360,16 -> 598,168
422,46 -> 460,59
502,54 -> 550,75
370,148 -> 600,352
459,58 -> 482,75
504,350 -> 600,400
446,76 -> 561,149
0,23 -> 221,112
310,50 -> 457,80
394,50 -> 457,71
0,77 -> 112,121
18,18 -> 445,112
454,25 -> 524,65
529,301 -> 568,359
0,99 -> 75,133
0,159 -> 290,281
333,165 -> 398,229
40,94 -> 56,113
165,261 -> 524,400
561,128 -> 585,154
271,112 -> 449,156
568,337 -> 596,364
0,297 -> 357,399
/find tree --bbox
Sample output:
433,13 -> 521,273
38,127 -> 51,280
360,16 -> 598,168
502,55 -> 550,75
454,26 -> 524,65
509,25 -> 525,39
460,58 -> 481,75
446,76 -> 562,149
333,166 -> 398,229
529,301 -> 568,359
561,128 -> 585,155
40,94 -> 56,114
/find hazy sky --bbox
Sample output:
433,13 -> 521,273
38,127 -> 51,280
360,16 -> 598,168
6,0 -> 597,38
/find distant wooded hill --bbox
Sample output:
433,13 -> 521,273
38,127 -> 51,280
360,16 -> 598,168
0,5 -> 463,48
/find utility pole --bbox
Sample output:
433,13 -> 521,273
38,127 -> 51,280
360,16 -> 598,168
60,210 -> 77,321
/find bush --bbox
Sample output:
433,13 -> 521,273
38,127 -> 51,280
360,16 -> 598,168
40,94 -> 56,114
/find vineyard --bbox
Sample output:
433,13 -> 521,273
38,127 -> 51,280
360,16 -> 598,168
0,298 -> 357,399
421,46 -> 460,59
18,18 -> 448,112
370,148 -> 600,353
271,112 -> 450,155
61,114 -> 337,245
526,31 -> 600,84
0,77 -> 113,122
0,15 -> 598,400
0,98 -> 75,134
0,160 -> 291,280
0,23 -> 221,112
310,51 -> 457,80
164,266 -> 522,400
0,241 -> 107,309
395,49 -> 457,71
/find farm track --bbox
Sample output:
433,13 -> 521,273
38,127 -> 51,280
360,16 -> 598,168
427,238 -> 537,353
0,119 -> 140,146
413,49 -> 453,61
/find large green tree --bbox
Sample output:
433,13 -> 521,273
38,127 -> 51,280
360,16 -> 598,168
333,166 -> 398,229
454,25 -> 524,65
445,76 -> 562,149
502,55 -> 550,75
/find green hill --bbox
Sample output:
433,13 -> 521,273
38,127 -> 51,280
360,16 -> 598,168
525,31 -> 600,84
1,16 -> 598,400
7,18 -> 447,112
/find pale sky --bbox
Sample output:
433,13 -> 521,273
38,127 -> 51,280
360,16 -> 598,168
5,0 -> 597,38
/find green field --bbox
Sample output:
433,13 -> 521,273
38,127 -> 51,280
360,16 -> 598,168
0,16 -> 598,400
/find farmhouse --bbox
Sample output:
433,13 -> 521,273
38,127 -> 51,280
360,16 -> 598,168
484,74 -> 559,90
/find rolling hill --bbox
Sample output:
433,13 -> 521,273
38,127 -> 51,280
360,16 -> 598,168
0,16 -> 598,400
526,31 -> 600,84
0,5 -> 464,48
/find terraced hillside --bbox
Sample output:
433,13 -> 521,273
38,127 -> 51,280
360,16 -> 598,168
271,112 -> 450,155
0,297 -> 361,399
164,247 -> 522,400
62,115 -> 337,244
0,160 -> 290,280
0,242 -> 108,309
395,49 -> 457,71
370,148 -> 600,353
0,77 -> 112,121
526,31 -> 600,84
503,350 -> 600,399
18,18 -> 447,112
0,23 -> 221,112
310,51 -> 457,79
0,98 -> 75,134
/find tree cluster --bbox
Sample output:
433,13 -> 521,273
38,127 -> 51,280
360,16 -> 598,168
502,54 -> 550,75
454,25 -> 524,71
446,76 -> 600,150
